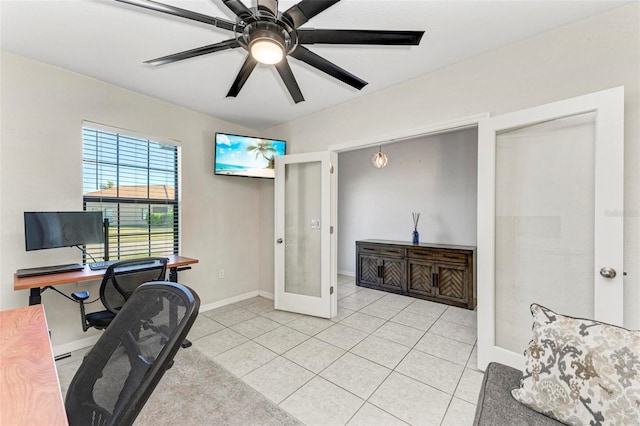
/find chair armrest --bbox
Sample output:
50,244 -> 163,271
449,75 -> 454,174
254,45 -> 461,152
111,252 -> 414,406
72,291 -> 90,301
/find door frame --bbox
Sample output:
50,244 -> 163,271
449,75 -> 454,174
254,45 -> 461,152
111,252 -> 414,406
326,114 -> 488,313
328,114 -> 489,154
273,114 -> 489,318
476,86 -> 625,370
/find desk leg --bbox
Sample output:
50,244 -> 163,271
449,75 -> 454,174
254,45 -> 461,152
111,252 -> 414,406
168,266 -> 192,348
29,288 -> 42,305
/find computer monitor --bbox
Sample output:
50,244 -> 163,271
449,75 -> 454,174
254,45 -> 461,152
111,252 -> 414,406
24,211 -> 104,251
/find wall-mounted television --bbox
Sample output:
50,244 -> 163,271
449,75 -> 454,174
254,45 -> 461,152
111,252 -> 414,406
214,132 -> 286,179
24,211 -> 104,251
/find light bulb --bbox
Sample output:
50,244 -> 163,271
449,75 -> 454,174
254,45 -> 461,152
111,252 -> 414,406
372,150 -> 388,168
250,39 -> 284,65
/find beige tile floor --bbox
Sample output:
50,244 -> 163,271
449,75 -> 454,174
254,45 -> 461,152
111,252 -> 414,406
58,275 -> 482,426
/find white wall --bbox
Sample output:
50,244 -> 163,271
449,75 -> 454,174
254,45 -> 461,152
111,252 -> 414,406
263,3 -> 640,328
0,51 -> 271,350
338,128 -> 478,275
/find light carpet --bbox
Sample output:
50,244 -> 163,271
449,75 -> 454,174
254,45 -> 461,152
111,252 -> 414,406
135,347 -> 301,425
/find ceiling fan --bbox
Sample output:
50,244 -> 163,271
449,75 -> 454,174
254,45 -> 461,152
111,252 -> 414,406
116,0 -> 425,103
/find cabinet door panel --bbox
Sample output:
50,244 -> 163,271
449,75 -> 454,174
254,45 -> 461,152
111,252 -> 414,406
408,260 -> 435,297
359,255 -> 379,286
380,258 -> 404,292
436,264 -> 467,304
356,241 -> 475,310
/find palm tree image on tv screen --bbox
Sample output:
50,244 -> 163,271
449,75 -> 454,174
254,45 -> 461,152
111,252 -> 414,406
215,133 -> 286,179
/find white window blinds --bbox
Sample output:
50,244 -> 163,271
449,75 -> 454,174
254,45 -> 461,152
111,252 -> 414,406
82,124 -> 179,261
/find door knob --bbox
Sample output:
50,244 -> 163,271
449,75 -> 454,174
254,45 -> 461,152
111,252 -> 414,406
276,238 -> 283,244
600,267 -> 617,279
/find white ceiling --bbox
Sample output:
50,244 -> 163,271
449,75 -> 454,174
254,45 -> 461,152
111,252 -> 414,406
1,0 -> 627,130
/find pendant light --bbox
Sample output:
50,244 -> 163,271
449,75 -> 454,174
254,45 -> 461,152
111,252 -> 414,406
372,145 -> 388,168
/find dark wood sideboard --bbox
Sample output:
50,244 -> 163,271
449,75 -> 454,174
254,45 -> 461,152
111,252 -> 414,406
356,240 -> 476,310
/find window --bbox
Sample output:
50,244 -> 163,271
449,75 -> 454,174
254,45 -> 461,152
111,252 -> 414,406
82,124 -> 179,261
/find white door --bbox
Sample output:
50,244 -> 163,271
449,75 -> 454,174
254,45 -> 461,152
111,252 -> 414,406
477,87 -> 624,370
274,151 -> 337,318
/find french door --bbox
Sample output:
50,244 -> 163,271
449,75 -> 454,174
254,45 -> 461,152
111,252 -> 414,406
477,87 -> 624,370
274,151 -> 337,318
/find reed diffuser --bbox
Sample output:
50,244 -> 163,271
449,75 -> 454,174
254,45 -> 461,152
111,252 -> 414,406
412,212 -> 420,244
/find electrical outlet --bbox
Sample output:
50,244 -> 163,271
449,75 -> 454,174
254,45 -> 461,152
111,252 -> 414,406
218,269 -> 225,279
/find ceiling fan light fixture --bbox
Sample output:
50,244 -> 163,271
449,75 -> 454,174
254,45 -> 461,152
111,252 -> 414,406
250,38 -> 284,64
120,0 -> 425,102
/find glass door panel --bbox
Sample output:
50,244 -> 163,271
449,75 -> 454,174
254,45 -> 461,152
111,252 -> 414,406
284,161 -> 322,298
494,112 -> 596,353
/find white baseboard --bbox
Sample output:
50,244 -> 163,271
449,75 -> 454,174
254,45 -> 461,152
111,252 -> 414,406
198,290 -> 260,312
338,270 -> 355,277
53,290 -> 273,355
53,334 -> 101,357
258,290 -> 274,300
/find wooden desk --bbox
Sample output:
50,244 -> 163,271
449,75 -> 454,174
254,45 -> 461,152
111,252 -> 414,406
14,255 -> 199,305
0,305 -> 68,425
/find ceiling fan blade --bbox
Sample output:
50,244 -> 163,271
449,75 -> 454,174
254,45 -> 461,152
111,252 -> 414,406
274,59 -> 304,103
115,0 -> 240,31
257,0 -> 278,17
221,0 -> 256,22
227,55 -> 258,98
283,0 -> 340,28
145,39 -> 241,66
298,29 -> 425,46
290,45 -> 367,90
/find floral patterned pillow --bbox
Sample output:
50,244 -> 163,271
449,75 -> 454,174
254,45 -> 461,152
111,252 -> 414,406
511,304 -> 640,426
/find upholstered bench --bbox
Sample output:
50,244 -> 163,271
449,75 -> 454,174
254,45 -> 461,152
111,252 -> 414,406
473,362 -> 563,425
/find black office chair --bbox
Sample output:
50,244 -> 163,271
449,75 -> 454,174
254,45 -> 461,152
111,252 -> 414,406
73,257 -> 168,332
65,281 -> 200,426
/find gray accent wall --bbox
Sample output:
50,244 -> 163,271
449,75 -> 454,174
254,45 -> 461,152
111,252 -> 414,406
337,128 -> 478,275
